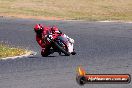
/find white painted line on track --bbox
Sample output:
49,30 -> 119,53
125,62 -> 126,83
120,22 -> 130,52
98,20 -> 132,23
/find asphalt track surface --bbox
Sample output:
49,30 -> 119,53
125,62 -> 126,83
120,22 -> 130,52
0,17 -> 132,88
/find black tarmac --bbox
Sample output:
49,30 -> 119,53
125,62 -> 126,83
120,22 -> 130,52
0,17 -> 132,88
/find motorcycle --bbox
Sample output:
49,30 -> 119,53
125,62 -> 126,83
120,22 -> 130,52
44,33 -> 74,56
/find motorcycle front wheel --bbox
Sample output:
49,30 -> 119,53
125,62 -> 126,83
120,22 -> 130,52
54,41 -> 70,56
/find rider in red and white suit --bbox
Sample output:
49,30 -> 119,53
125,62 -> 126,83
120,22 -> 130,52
34,24 -> 76,57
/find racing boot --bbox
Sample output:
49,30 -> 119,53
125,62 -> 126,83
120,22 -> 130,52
41,49 -> 54,57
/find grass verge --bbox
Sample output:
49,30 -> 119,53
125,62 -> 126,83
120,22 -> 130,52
0,0 -> 132,21
0,44 -> 28,58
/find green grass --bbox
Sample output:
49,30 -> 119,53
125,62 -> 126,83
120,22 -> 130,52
0,0 -> 132,21
0,44 -> 27,58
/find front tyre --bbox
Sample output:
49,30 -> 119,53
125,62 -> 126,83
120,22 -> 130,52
54,42 -> 70,56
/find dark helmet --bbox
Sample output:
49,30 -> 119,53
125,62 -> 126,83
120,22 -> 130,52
34,24 -> 43,35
